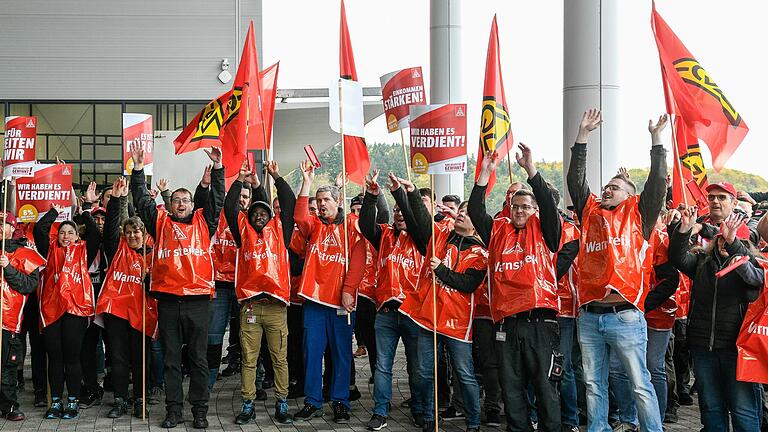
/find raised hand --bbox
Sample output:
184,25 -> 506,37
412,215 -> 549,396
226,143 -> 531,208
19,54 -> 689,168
617,167 -> 630,179
476,150 -> 501,187
515,142 -> 537,178
157,178 -> 169,193
435,203 -> 457,219
266,161 -> 280,180
200,165 -> 212,188
130,142 -> 145,166
678,205 -> 698,233
335,171 -> 349,189
112,176 -> 128,198
83,181 -> 99,204
387,172 -> 401,192
148,189 -> 159,200
203,146 -> 223,168
237,160 -> 252,182
721,212 -> 746,244
398,176 -> 416,193
365,169 -> 381,196
576,109 -> 602,143
300,160 -> 315,184
648,114 -> 669,138
662,209 -> 681,226
51,204 -> 67,214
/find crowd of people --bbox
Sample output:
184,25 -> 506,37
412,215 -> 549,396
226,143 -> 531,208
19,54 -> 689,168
0,109 -> 766,432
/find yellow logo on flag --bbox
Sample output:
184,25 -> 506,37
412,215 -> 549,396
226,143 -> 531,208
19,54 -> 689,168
673,58 -> 742,127
223,88 -> 243,126
479,97 -> 510,155
679,143 -> 707,186
193,97 -> 227,141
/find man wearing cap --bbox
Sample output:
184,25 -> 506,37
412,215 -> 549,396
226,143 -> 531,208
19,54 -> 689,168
696,182 -> 758,246
0,211 -> 46,421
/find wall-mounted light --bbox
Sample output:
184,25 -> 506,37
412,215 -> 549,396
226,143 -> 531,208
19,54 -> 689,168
218,58 -> 232,84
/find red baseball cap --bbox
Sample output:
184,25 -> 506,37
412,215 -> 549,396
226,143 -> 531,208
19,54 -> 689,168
705,182 -> 737,197
0,211 -> 17,229
90,206 -> 107,215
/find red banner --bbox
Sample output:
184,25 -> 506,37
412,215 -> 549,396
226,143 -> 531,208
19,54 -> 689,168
3,116 -> 37,178
380,67 -> 426,132
16,164 -> 73,222
409,104 -> 467,175
123,113 -> 154,175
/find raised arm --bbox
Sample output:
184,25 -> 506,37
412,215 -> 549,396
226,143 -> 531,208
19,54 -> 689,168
294,161 -> 315,238
223,174 -> 246,248
267,161 -> 297,249
128,143 -> 159,238
519,142 -> 561,252
567,109 -> 601,221
33,207 -> 60,258
639,115 -> 669,241
359,170 -> 383,250
199,147 -> 225,237
468,150 -> 499,246
404,183 -> 433,256
104,177 -> 128,261
79,209 -> 102,266
375,190 -> 390,224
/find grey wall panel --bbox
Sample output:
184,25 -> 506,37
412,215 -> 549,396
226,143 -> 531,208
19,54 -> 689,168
0,0 -> 262,101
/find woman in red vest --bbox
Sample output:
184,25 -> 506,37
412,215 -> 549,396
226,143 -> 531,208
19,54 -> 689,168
34,204 -> 101,420
96,176 -> 158,418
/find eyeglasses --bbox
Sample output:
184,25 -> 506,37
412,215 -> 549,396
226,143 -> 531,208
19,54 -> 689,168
510,204 -> 536,212
171,198 -> 192,205
601,184 -> 629,194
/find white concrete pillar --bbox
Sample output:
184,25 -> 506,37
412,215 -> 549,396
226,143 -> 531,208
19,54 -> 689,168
563,0 -> 619,204
430,0 -> 465,201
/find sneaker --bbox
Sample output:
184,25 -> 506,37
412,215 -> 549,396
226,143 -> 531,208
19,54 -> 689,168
161,411 -> 184,428
678,392 -> 694,406
293,403 -> 323,422
235,400 -> 255,425
133,398 -> 148,418
354,346 -> 368,358
413,413 -> 425,428
5,406 -> 25,421
255,389 -> 268,401
274,399 -> 293,424
61,398 -> 79,419
107,397 -> 128,418
350,385 -> 362,401
148,386 -> 163,405
34,391 -> 47,408
613,423 -> 639,432
367,414 -> 388,431
485,410 -> 502,428
440,406 -> 465,421
332,401 -> 350,424
562,425 -> 580,432
45,398 -> 63,419
192,411 -> 208,429
79,385 -> 103,408
221,361 -> 240,377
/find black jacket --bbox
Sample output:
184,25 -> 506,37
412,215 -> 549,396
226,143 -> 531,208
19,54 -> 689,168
1,238 -> 41,295
668,223 -> 764,351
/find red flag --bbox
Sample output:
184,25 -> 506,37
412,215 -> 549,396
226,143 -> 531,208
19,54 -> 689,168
253,62 -> 279,150
173,91 -> 231,155
339,0 -> 370,185
220,21 -> 265,177
475,15 -> 513,194
652,3 -> 748,172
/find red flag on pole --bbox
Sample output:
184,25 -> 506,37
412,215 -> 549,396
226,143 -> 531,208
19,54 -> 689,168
339,0 -> 370,185
220,21 -> 265,177
651,3 -> 748,172
173,91 -> 231,155
253,62 -> 279,150
475,15 -> 513,194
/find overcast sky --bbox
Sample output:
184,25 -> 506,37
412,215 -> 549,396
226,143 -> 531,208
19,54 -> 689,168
262,0 -> 766,175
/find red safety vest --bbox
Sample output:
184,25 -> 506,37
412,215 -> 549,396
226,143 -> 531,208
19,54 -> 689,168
578,195 -> 652,311
400,229 -> 488,342
96,239 -> 158,337
645,229 -> 677,330
487,214 -> 559,321
1,247 -> 45,333
288,226 -> 307,305
298,215 -> 361,308
211,211 -> 238,282
151,209 -> 214,297
374,225 -> 423,309
40,241 -> 95,327
234,212 -> 290,303
675,274 -> 692,320
556,221 -> 581,318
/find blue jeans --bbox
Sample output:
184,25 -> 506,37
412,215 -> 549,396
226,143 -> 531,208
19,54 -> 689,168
690,348 -> 763,432
559,317 -> 579,427
302,301 -> 354,409
578,309 -> 662,432
609,328 -> 671,425
207,283 -> 235,388
418,329 -> 480,427
372,309 -> 424,417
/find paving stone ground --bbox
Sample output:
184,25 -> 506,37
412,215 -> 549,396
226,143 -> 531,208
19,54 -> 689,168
1,342 -> 702,431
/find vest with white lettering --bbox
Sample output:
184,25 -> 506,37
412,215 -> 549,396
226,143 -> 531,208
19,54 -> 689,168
556,221 -> 581,318
488,214 -> 559,321
235,212 -> 290,303
578,195 -> 651,311
2,247 -> 45,333
374,225 -> 423,309
400,229 -> 488,342
212,211 -> 238,282
40,240 -> 95,327
298,215 -> 361,308
96,239 -> 158,337
151,209 -> 214,297
348,214 -> 377,302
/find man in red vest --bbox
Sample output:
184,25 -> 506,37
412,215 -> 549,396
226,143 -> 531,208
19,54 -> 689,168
129,145 -> 224,429
566,109 -> 668,432
468,143 -> 565,432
